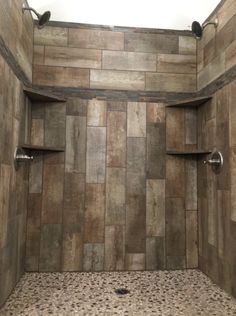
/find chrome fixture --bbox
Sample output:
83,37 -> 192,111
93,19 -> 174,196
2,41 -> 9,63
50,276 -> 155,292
14,147 -> 33,170
22,4 -> 51,29
204,150 -> 223,173
191,18 -> 218,39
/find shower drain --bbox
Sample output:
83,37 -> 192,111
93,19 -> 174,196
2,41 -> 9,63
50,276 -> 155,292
115,288 -> 130,295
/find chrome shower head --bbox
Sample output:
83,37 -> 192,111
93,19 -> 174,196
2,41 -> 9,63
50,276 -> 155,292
191,18 -> 218,39
22,5 -> 51,29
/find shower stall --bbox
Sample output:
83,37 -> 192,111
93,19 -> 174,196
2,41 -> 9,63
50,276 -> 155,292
0,0 -> 236,314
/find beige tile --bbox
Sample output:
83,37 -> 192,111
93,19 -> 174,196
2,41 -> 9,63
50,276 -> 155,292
90,69 -> 145,91
34,26 -> 68,46
125,253 -> 145,271
45,46 -> 101,69
157,54 -> 196,74
179,36 -> 196,55
147,103 -> 165,123
68,28 -> 124,50
87,99 -> 107,127
127,102 -> 146,137
103,50 -> 156,71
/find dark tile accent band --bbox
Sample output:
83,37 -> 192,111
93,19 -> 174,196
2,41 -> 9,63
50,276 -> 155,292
0,35 -> 30,85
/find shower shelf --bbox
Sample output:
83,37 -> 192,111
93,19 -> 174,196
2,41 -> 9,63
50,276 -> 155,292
23,86 -> 66,103
21,144 -> 65,152
167,95 -> 212,108
166,150 -> 211,155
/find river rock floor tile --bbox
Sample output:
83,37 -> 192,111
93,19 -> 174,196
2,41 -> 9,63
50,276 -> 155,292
1,270 -> 236,316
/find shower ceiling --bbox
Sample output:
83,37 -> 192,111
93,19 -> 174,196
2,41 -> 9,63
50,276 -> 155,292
28,0 -> 221,30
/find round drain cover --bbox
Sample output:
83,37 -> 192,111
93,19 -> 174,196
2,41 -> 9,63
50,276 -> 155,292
115,288 -> 130,295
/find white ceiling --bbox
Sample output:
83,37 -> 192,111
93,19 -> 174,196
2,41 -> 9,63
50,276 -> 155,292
28,0 -> 221,30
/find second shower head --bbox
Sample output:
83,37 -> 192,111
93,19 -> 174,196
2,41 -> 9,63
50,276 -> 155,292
191,18 -> 218,39
22,5 -> 51,29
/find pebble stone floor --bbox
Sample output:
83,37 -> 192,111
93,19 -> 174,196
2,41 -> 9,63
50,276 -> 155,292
1,270 -> 236,316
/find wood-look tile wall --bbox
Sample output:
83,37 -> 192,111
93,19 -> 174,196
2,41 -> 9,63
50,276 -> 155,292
197,79 -> 236,298
0,54 -> 29,306
26,98 -> 198,272
197,0 -> 236,90
33,26 -> 196,93
0,0 -> 34,81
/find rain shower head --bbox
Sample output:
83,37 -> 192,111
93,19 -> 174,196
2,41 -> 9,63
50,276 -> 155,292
191,18 -> 218,39
22,5 -> 51,29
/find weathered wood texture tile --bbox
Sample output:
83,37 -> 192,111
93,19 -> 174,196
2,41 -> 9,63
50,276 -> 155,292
106,168 -> 126,225
86,127 -> 106,183
62,232 -> 83,271
42,164 -> 64,224
83,243 -> 104,271
84,184 -> 105,243
166,198 -> 185,256
63,173 -> 85,232
107,111 -> 126,167
166,256 -> 186,269
107,101 -> 127,112
29,157 -> 43,194
105,225 -> 125,271
166,108 -> 185,150
33,46 -> 44,65
66,98 -> 88,116
147,103 -> 165,123
125,253 -> 145,271
39,224 -> 62,271
90,69 -> 145,91
166,156 -> 185,198
127,102 -> 146,137
87,99 -> 107,127
65,116 -> 86,173
45,103 -> 66,147
146,237 -> 165,270
146,73 -> 196,93
185,158 -> 197,211
68,28 -> 124,50
26,194 -> 41,271
30,119 -> 44,146
231,147 -> 236,221
0,55 -> 29,306
179,36 -> 196,55
146,123 -> 166,179
186,211 -> 198,268
124,33 -> 178,54
157,54 -> 196,74
34,26 -> 68,46
126,137 -> 146,253
33,65 -> 90,88
0,0 -> 34,80
146,180 -> 165,237
45,46 -> 101,69
102,51 -> 156,72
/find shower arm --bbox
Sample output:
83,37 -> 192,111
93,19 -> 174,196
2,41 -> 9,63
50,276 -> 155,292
202,18 -> 218,30
22,7 -> 41,19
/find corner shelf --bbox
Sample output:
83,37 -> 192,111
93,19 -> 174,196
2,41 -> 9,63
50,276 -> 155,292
21,144 -> 65,152
167,96 -> 212,108
166,150 -> 212,155
23,86 -> 66,103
